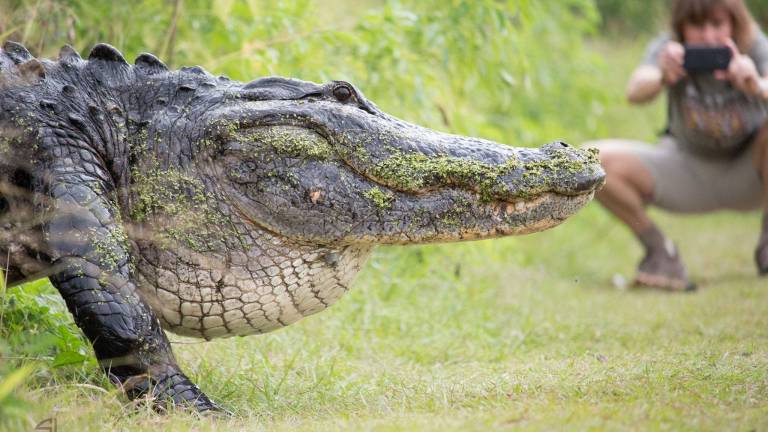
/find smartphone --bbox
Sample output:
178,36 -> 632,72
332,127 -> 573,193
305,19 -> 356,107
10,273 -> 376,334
683,45 -> 732,72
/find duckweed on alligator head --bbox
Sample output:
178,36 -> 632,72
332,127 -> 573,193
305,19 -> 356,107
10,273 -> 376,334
367,151 -> 519,202
366,147 -> 598,202
234,126 -> 334,161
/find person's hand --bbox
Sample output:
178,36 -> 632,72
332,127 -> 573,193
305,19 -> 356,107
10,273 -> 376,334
716,38 -> 764,97
659,41 -> 686,85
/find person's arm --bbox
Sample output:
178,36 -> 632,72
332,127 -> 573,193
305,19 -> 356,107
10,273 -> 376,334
626,40 -> 686,105
626,65 -> 664,104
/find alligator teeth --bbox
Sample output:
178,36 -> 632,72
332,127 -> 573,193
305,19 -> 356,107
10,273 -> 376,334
505,203 -> 515,215
515,201 -> 525,211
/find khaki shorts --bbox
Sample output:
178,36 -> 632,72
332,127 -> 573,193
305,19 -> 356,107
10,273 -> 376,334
588,136 -> 763,213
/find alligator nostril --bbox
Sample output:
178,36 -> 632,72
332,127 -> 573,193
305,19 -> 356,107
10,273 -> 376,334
558,142 -> 570,148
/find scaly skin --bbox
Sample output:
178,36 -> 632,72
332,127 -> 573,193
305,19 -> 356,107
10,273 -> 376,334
0,41 -> 605,413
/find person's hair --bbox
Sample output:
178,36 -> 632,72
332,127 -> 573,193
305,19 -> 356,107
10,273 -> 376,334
671,0 -> 757,51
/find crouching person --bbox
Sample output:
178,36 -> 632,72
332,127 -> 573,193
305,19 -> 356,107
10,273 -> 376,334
586,0 -> 768,290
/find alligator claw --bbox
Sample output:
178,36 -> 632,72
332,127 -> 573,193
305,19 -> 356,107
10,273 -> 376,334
110,368 -> 227,415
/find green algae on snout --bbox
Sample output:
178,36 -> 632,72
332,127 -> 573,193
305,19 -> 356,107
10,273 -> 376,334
521,147 -> 600,179
367,151 -> 519,202
365,147 -> 598,202
364,186 -> 395,210
438,195 -> 473,229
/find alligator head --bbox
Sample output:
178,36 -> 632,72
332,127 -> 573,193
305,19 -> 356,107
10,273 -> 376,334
127,50 -> 604,337
205,77 -> 605,246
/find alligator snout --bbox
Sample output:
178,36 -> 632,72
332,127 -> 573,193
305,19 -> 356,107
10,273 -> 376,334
535,141 -> 606,195
335,120 -> 605,202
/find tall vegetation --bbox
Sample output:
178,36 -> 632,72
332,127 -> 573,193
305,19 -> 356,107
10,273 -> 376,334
0,0 -> 608,144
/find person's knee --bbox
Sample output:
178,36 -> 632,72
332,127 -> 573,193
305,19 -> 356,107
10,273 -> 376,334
587,144 -> 628,178
581,139 -> 625,172
584,144 -> 654,199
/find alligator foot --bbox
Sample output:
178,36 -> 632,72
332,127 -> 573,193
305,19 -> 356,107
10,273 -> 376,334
110,365 -> 230,416
634,246 -> 696,292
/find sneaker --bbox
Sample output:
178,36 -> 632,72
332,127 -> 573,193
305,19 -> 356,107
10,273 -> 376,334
634,239 -> 696,292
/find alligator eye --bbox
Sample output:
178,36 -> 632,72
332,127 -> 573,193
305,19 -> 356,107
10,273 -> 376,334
333,85 -> 352,102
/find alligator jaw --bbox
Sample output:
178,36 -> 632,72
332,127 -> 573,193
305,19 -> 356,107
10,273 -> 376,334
460,191 -> 597,239
340,187 -> 599,245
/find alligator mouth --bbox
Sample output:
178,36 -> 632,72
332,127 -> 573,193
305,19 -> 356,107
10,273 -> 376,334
492,190 -> 592,215
475,191 -> 596,236
446,193 -> 594,241
368,188 -> 599,244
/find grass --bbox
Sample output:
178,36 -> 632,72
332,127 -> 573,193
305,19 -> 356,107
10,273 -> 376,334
2,36 -> 768,432
3,206 -> 767,431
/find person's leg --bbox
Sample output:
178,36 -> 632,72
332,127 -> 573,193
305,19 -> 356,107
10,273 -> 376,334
752,125 -> 768,275
589,140 -> 691,290
595,146 -> 654,233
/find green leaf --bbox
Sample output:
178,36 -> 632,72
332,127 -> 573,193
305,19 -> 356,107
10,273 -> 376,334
52,351 -> 88,368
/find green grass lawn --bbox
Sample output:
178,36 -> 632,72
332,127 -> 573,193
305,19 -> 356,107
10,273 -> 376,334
2,38 -> 768,431
4,205 -> 766,431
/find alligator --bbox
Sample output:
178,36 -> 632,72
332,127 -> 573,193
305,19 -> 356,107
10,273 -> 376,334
0,41 -> 605,413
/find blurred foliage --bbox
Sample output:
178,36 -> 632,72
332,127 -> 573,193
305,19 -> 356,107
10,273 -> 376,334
595,0 -> 768,35
594,0 -> 667,34
0,0 -> 608,145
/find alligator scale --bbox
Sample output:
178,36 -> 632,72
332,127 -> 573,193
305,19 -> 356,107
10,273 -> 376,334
0,41 -> 605,412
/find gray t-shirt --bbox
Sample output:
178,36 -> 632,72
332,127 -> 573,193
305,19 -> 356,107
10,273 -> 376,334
642,32 -> 768,157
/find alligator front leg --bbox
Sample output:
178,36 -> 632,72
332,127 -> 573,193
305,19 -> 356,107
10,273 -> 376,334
44,169 -> 222,413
